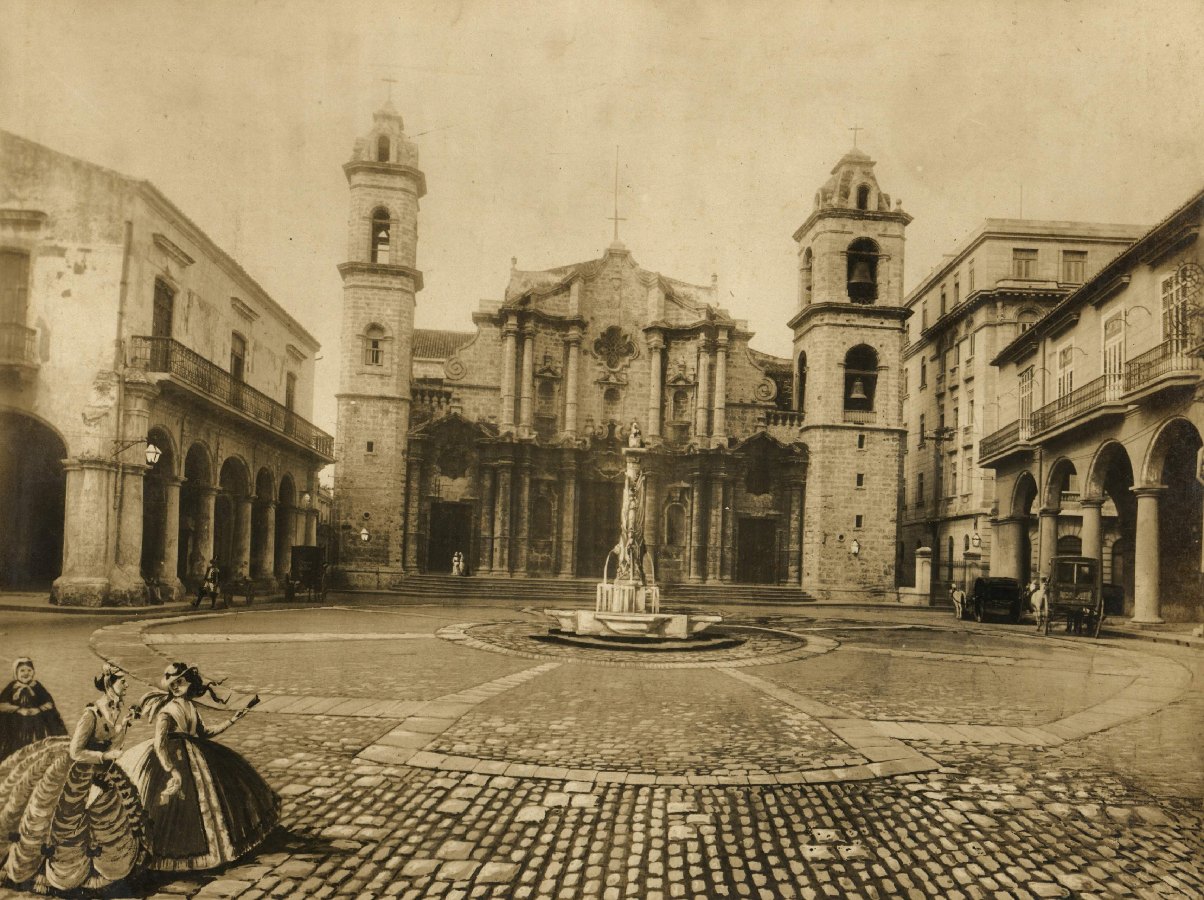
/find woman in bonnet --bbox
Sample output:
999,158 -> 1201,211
0,662 -> 147,894
121,662 -> 279,872
0,657 -> 67,762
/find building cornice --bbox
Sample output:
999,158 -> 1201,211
342,160 -> 427,198
792,207 -> 912,243
337,261 -> 424,292
787,302 -> 910,331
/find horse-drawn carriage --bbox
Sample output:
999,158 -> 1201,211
1037,555 -> 1104,637
284,546 -> 327,603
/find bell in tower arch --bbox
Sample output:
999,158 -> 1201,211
846,238 -> 880,304
847,377 -> 868,402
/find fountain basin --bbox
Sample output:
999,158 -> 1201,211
544,608 -> 722,641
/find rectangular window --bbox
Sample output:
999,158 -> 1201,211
918,413 -> 926,446
953,278 -> 960,305
1019,366 -> 1034,432
857,434 -> 866,449
952,401 -> 959,432
921,301 -> 928,330
1103,313 -> 1125,399
0,251 -> 30,323
230,333 -> 246,382
967,390 -> 975,425
917,473 -> 925,505
968,259 -> 975,291
856,473 -> 865,488
854,515 -> 864,529
285,372 -> 297,411
1061,250 -> 1087,284
919,356 -> 927,387
949,462 -> 958,498
967,330 -> 975,359
366,441 -> 375,453
1012,248 -> 1038,279
1057,342 -> 1075,399
1162,270 -> 1192,345
940,286 -> 947,316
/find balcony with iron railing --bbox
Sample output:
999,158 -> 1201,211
0,322 -> 38,374
1123,339 -> 1202,397
978,419 -> 1025,464
129,336 -> 334,460
1028,375 -> 1117,435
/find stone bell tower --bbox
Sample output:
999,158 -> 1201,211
788,146 -> 912,599
333,101 -> 426,586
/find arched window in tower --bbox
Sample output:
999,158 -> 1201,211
843,344 -> 879,415
364,324 -> 386,367
376,136 -> 391,162
856,184 -> 871,211
795,351 -> 807,414
799,247 -> 813,305
370,208 -> 391,264
846,238 -> 879,304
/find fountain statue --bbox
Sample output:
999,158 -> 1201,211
546,422 -> 722,641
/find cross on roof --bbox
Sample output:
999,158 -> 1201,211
849,124 -> 863,147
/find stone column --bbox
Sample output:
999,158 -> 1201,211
788,481 -> 804,585
513,463 -> 532,577
989,517 -> 1026,581
643,460 -> 662,582
110,374 -> 158,604
1079,498 -> 1103,563
688,471 -> 705,583
646,333 -> 664,439
161,476 -> 184,598
51,457 -> 115,606
712,331 -> 728,446
305,509 -> 318,546
1037,508 -> 1059,578
404,452 -> 424,572
492,460 -> 512,574
694,341 -> 711,439
558,455 -> 578,578
707,471 -> 725,581
518,327 -> 536,436
720,479 -> 734,582
500,321 -> 518,432
233,495 -> 253,579
479,466 -> 495,576
194,487 -> 217,580
255,500 -> 276,580
1132,487 -> 1164,624
564,330 -> 581,437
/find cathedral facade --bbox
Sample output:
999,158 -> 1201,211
334,106 -> 910,600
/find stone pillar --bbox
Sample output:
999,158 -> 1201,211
914,546 -> 933,595
493,460 -> 512,574
161,476 -> 185,598
694,341 -> 711,439
707,471 -> 724,581
233,495 -> 253,579
479,466 -> 495,576
788,482 -> 804,586
51,457 -> 115,606
518,327 -> 536,436
305,509 -> 318,546
564,330 -> 581,437
109,374 -> 158,604
720,479 -> 734,582
644,460 -> 662,582
194,487 -> 217,579
500,321 -> 518,432
558,455 -> 578,578
688,471 -> 705,583
963,548 -> 982,591
1037,508 -> 1059,579
404,452 -> 424,572
255,500 -> 276,579
712,332 -> 728,446
647,334 -> 664,439
1132,487 -> 1164,624
1079,498 -> 1103,562
989,517 -> 1026,581
513,463 -> 532,577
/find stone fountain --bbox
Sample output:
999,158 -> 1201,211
546,422 -> 722,641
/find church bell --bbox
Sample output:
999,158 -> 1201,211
848,260 -> 875,288
848,377 -> 868,401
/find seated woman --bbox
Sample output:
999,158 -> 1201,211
0,663 -> 147,894
0,657 -> 67,763
121,662 -> 279,872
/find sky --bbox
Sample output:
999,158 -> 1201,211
2,0 -> 1202,437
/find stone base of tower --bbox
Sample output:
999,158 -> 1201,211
332,565 -> 406,591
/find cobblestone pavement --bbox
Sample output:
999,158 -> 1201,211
0,599 -> 1199,899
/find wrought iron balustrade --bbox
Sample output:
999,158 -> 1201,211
1029,375 -> 1108,434
130,336 -> 333,458
0,322 -> 37,368
979,420 -> 1021,461
1123,340 -> 1202,394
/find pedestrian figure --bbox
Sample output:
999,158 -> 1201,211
0,657 -> 67,762
193,558 -> 221,609
1031,577 -> 1049,627
121,663 -> 279,872
0,662 -> 147,894
451,551 -> 465,576
949,583 -> 967,619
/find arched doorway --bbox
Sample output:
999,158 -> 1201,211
251,468 -> 275,580
141,428 -> 176,581
275,475 -> 296,578
1144,419 -> 1203,621
215,457 -> 251,577
179,444 -> 213,582
1086,441 -> 1136,614
1010,471 -> 1038,584
0,412 -> 66,589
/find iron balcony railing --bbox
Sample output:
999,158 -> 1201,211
130,336 -> 333,459
1030,375 -> 1109,434
1124,339 -> 1202,394
0,322 -> 37,369
979,419 -> 1022,461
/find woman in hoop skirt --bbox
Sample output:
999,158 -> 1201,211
0,657 -> 67,763
0,662 -> 147,894
121,662 -> 279,872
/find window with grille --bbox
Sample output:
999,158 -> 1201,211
0,251 -> 29,323
364,325 -> 386,366
1162,269 -> 1192,345
1012,248 -> 1038,279
1057,343 -> 1075,398
1019,367 -> 1034,430
968,259 -> 975,291
917,473 -> 925,505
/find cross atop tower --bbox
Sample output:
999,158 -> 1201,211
608,146 -> 627,243
848,124 -> 863,148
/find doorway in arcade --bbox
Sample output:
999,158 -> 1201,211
576,479 -> 623,579
428,501 -> 474,575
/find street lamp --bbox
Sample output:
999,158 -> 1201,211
359,527 -> 371,543
112,438 -> 162,466
301,492 -> 312,509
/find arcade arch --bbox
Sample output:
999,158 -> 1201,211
0,412 -> 66,588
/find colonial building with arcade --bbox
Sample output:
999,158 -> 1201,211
333,106 -> 912,600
